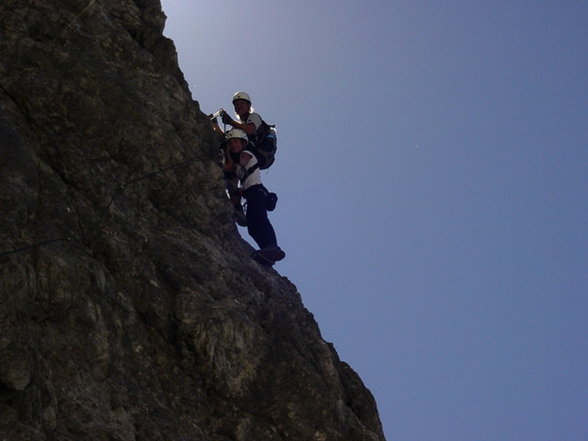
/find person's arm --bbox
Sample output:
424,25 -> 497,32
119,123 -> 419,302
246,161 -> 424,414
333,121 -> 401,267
232,120 -> 257,136
239,151 -> 254,168
223,148 -> 236,173
221,111 -> 257,135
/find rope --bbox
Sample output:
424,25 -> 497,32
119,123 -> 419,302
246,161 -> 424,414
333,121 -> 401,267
62,0 -> 98,33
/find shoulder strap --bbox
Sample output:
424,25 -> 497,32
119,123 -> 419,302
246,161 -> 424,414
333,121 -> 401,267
241,163 -> 259,183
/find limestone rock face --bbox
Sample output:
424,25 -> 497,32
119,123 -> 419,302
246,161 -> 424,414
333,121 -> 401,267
0,1 -> 386,440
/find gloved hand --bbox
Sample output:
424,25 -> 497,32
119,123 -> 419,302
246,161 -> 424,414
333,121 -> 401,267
220,110 -> 234,125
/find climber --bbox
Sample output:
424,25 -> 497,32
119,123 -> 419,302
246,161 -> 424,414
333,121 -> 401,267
223,128 -> 285,266
212,91 -> 260,139
212,92 -> 277,167
211,91 -> 276,227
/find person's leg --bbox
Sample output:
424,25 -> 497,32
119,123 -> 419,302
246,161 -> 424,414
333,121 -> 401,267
245,186 -> 285,265
224,172 -> 247,226
245,186 -> 277,249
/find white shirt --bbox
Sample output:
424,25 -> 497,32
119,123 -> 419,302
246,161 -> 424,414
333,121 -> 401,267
236,150 -> 261,190
241,112 -> 262,133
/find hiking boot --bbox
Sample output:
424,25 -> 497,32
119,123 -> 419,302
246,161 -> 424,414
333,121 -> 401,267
263,245 -> 285,262
254,245 -> 285,265
251,250 -> 274,266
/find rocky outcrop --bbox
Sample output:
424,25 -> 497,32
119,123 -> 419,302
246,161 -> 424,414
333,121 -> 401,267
0,1 -> 386,440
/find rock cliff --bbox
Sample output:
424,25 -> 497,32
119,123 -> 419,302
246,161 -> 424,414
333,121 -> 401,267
0,1 -> 386,440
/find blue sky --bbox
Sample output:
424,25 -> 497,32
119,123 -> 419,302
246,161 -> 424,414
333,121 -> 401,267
159,1 -> 588,440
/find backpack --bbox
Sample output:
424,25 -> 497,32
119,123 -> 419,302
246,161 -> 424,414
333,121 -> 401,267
249,120 -> 277,170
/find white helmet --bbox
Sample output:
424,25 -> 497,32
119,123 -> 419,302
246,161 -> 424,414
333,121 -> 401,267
225,128 -> 248,142
232,91 -> 251,104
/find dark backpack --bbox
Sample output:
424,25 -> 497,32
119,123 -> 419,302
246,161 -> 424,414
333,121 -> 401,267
249,120 -> 277,170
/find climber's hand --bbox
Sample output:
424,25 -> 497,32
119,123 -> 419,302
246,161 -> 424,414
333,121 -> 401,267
220,110 -> 233,125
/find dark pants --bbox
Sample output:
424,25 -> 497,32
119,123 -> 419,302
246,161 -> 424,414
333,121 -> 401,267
243,184 -> 277,249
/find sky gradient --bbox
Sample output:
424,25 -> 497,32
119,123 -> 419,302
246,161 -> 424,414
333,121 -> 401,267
160,1 -> 588,440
